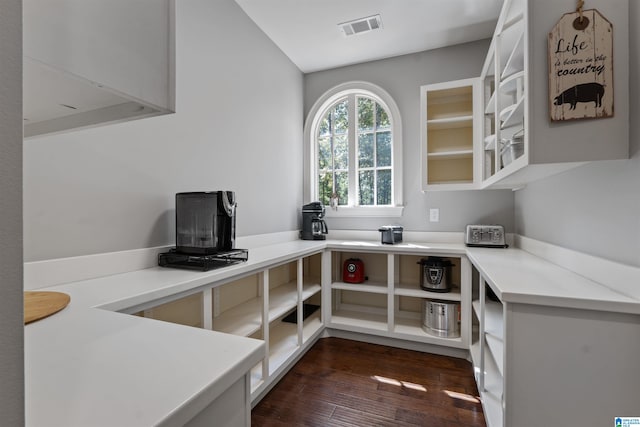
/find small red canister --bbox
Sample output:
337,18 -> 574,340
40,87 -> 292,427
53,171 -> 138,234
343,258 -> 365,283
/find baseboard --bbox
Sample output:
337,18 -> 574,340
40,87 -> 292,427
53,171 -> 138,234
324,328 -> 470,360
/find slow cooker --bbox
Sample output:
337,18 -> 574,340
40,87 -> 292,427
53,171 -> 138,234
417,257 -> 454,292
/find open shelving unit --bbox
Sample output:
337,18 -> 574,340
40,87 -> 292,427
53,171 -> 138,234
213,279 -> 321,337
326,250 -> 472,350
470,269 -> 505,427
481,0 -> 527,184
136,250 -> 326,404
210,254 -> 324,397
420,78 -> 481,191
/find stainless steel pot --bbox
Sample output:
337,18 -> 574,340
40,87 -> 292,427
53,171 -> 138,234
421,299 -> 460,338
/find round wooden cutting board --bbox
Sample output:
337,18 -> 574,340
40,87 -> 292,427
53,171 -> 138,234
24,291 -> 71,324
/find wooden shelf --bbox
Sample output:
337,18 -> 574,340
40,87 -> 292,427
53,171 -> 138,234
426,115 -> 473,130
250,362 -> 264,394
330,309 -> 388,332
482,341 -> 504,401
427,149 -> 473,160
425,180 -> 475,187
484,300 -> 504,339
302,309 -> 323,342
485,90 -> 496,115
394,283 -> 461,301
469,339 -> 481,375
393,316 -> 465,347
484,134 -> 497,151
499,70 -> 524,94
213,281 -> 321,336
268,321 -> 300,376
500,97 -> 524,129
502,32 -> 524,79
481,387 -> 503,427
332,281 -> 388,294
485,333 -> 504,377
500,11 -> 524,34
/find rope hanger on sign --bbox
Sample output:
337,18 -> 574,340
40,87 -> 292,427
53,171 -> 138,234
576,0 -> 585,22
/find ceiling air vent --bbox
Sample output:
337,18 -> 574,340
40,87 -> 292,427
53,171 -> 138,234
338,14 -> 383,37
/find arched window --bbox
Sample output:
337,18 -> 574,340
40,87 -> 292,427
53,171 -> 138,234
304,82 -> 403,217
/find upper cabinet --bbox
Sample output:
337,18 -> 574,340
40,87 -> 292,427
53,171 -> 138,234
23,0 -> 176,139
420,78 -> 482,191
480,0 -> 628,189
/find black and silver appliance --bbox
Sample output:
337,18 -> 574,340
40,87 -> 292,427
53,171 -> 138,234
378,225 -> 403,244
418,257 -> 454,292
175,191 -> 236,254
300,202 -> 328,240
158,191 -> 248,271
422,299 -> 460,338
465,224 -> 507,248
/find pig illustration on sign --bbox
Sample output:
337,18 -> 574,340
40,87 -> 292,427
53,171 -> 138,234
553,82 -> 605,110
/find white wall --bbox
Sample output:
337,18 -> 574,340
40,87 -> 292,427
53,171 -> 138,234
304,41 -> 515,232
514,2 -> 640,267
0,0 -> 25,422
23,0 -> 304,262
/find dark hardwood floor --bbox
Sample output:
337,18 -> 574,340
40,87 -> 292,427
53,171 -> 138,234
252,337 -> 486,426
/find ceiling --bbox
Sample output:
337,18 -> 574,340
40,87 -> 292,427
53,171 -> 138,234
233,0 -> 503,73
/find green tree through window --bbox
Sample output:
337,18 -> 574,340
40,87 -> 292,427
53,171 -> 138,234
316,94 -> 393,207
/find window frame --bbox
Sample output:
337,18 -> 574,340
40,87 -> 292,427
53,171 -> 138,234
304,81 -> 403,217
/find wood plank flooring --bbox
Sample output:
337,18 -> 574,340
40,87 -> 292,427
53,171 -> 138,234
252,337 -> 486,426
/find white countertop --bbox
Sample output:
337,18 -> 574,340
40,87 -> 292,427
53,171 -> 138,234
25,307 -> 263,427
466,247 -> 640,314
25,240 -> 326,427
25,236 -> 640,426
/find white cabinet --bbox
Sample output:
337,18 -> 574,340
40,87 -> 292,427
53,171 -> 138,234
23,0 -> 176,138
479,0 -> 629,189
212,254 -> 324,399
470,278 -> 505,427
137,251 -> 325,403
420,78 -> 482,190
326,250 -> 472,350
470,267 -> 640,427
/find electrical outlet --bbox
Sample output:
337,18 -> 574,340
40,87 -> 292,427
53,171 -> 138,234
429,208 -> 439,222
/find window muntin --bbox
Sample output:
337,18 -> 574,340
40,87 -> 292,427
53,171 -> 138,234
317,98 -> 349,207
316,94 -> 394,207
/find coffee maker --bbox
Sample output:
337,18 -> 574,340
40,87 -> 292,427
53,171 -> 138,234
158,191 -> 248,271
301,202 -> 328,240
175,191 -> 236,254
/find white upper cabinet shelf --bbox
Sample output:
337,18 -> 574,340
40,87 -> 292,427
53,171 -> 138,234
427,115 -> 474,130
479,0 -> 628,189
23,0 -> 176,138
501,33 -> 524,79
500,97 -> 525,129
421,78 -> 482,191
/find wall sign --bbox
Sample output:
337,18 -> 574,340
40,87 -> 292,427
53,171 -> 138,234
548,8 -> 613,121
